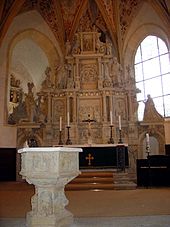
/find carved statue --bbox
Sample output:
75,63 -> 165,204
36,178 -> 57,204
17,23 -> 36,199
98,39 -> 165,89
55,64 -> 67,89
8,91 -> 27,124
109,57 -> 123,85
103,62 -> 112,87
37,95 -> 48,123
106,41 -> 112,55
95,33 -> 106,54
131,95 -> 139,120
83,37 -> 92,51
41,67 -> 53,89
143,94 -> 163,122
25,82 -> 36,122
65,40 -> 71,56
66,64 -> 74,89
10,74 -> 20,87
72,34 -> 81,54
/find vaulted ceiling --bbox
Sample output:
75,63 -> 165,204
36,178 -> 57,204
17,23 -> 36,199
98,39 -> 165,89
0,0 -> 169,53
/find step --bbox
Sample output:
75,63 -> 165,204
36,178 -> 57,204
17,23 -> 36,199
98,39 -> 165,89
113,182 -> 137,190
66,170 -> 137,191
70,177 -> 113,184
79,171 -> 114,178
65,183 -> 115,191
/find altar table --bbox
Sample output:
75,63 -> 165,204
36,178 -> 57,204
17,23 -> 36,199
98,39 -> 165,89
65,144 -> 129,169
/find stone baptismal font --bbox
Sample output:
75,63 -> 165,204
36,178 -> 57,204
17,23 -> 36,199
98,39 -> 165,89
19,146 -> 82,227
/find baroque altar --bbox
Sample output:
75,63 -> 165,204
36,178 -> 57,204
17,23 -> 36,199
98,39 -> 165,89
8,25 -> 143,179
9,29 -> 137,147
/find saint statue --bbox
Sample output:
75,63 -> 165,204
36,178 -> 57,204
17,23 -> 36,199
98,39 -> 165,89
143,94 -> 163,122
41,67 -> 53,89
25,82 -> 36,122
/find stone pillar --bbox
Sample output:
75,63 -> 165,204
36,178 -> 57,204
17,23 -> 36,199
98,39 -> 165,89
102,93 -> 107,122
47,93 -> 52,124
18,147 -> 82,227
98,57 -> 103,89
75,59 -> 80,89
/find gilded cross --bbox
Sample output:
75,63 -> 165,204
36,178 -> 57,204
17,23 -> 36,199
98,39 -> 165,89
85,153 -> 94,166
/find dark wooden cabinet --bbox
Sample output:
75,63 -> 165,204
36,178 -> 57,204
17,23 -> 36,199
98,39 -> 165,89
0,148 -> 16,181
137,155 -> 170,187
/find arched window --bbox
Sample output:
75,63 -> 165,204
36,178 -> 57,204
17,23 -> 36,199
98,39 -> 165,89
134,35 -> 170,121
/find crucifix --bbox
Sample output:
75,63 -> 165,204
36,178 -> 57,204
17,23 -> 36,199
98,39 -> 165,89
85,153 -> 94,166
83,114 -> 96,144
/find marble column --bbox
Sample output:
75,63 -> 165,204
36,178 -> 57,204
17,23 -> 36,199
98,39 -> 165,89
18,147 -> 82,227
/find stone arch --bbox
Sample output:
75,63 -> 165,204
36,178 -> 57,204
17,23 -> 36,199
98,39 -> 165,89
5,29 -> 61,124
139,129 -> 165,159
17,131 -> 43,148
16,131 -> 43,181
8,28 -> 60,89
0,10 -> 63,128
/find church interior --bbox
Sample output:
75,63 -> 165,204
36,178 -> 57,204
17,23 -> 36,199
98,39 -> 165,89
0,0 -> 170,226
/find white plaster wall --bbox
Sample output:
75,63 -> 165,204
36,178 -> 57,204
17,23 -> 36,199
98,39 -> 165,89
122,2 -> 170,145
0,10 -> 63,147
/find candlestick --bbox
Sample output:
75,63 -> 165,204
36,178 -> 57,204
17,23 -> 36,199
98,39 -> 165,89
108,125 -> 114,144
118,129 -> 123,144
146,133 -> 150,158
110,111 -> 113,126
59,116 -> 62,131
66,126 -> 72,145
58,130 -> 63,145
146,133 -> 149,143
118,115 -> 121,130
67,112 -> 70,127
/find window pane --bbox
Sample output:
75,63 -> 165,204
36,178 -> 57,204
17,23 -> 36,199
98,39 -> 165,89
141,36 -> 158,60
135,47 -> 142,64
153,97 -> 164,116
143,57 -> 160,78
144,77 -> 162,98
136,82 -> 145,101
162,73 -> 170,95
135,63 -> 143,82
160,54 -> 170,74
135,35 -> 170,119
158,38 -> 168,55
164,95 -> 170,116
138,101 -> 145,121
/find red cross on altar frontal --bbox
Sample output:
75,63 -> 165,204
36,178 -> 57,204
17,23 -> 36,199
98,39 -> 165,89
85,153 -> 94,166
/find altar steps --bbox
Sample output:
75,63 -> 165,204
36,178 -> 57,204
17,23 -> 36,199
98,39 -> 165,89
65,171 -> 136,191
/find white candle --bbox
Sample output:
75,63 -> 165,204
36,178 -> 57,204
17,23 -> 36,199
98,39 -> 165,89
67,112 -> 70,127
146,133 -> 149,143
59,116 -> 62,131
110,111 -> 113,126
118,115 -> 121,130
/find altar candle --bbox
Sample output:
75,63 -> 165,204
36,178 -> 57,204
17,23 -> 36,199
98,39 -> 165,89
146,133 -> 150,143
118,115 -> 121,130
59,116 -> 62,131
110,111 -> 113,126
67,112 -> 70,127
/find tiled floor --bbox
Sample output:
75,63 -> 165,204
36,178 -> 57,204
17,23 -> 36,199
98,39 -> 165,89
1,215 -> 170,227
1,182 -> 170,226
